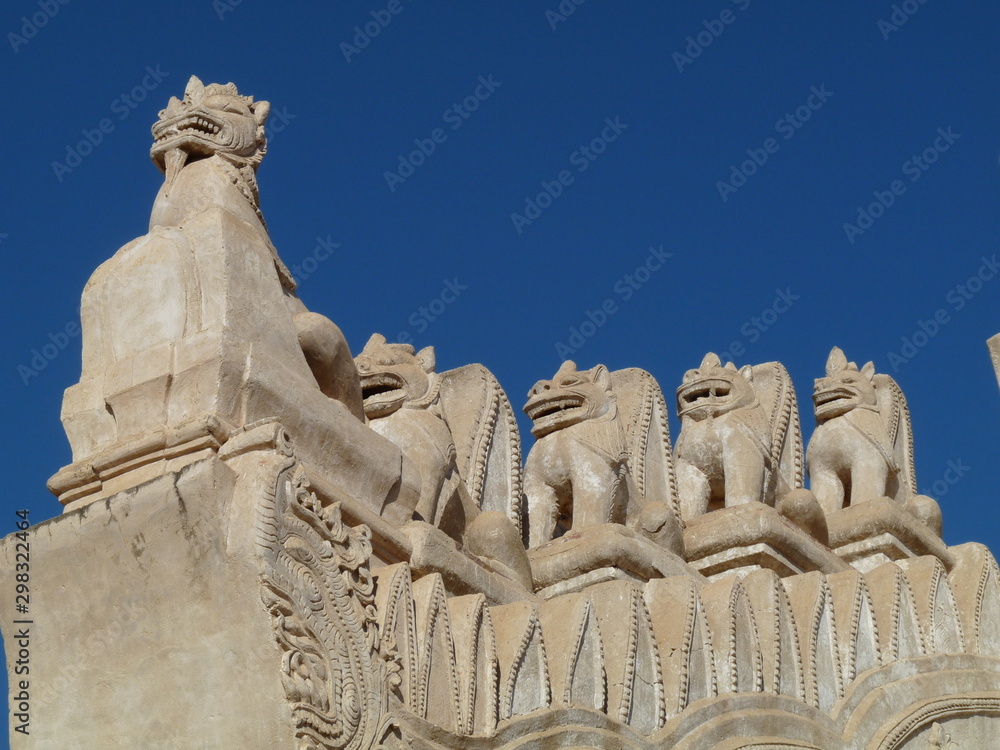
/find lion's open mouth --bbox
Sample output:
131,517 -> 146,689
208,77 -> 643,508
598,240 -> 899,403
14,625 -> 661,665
150,111 -> 230,176
676,377 -> 739,418
360,371 -> 408,419
361,372 -> 406,404
153,114 -> 223,144
678,378 -> 732,406
813,387 -> 855,406
524,395 -> 584,422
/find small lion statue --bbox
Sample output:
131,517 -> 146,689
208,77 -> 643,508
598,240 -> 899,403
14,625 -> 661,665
674,353 -> 803,519
355,334 -> 530,585
522,360 -> 680,550
355,335 -> 468,535
807,347 -> 916,515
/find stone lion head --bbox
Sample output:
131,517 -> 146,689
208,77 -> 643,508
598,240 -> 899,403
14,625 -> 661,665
524,360 -> 615,438
676,352 -> 757,421
812,346 -> 877,422
150,76 -> 270,178
354,334 -> 438,420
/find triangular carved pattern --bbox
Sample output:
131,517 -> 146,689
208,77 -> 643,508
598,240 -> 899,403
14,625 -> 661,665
411,574 -> 463,731
373,564 -> 419,710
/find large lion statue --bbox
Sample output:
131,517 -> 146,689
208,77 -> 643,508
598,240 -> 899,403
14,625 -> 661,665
674,353 -> 803,519
522,360 -> 680,550
807,347 -> 916,515
151,76 -> 363,418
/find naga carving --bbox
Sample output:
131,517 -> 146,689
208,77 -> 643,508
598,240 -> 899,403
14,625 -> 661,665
253,426 -> 398,750
807,347 -> 916,515
355,334 -> 530,585
674,353 -> 803,519
522,360 -> 679,549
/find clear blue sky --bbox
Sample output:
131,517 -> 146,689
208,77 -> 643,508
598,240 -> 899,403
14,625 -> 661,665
2,1 -> 1000,741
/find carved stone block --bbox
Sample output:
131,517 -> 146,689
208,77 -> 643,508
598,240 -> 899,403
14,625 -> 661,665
48,77 -> 408,521
807,347 -> 916,516
527,523 -> 700,599
2,457 -> 296,747
826,496 -> 956,572
1,423 -> 398,748
684,503 -> 851,580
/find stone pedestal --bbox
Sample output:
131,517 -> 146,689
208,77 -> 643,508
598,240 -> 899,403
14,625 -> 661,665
827,497 -> 955,572
527,523 -> 700,598
47,205 -> 406,520
684,503 -> 850,580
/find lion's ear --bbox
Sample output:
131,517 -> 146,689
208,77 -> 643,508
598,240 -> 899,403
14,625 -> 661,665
251,99 -> 270,127
416,346 -> 436,373
739,364 -> 754,382
860,361 -> 876,381
590,364 -> 612,391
